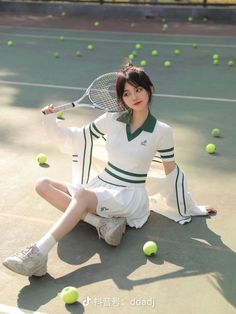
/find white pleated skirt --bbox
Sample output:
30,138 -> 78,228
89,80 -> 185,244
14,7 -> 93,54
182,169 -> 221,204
67,176 -> 150,228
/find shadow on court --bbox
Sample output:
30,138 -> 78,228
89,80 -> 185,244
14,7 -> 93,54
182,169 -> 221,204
17,212 -> 236,312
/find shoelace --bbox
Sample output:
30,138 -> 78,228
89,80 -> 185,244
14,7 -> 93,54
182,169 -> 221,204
15,245 -> 35,259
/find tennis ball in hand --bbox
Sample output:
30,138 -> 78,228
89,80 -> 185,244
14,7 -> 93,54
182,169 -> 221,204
143,241 -> 158,256
206,144 -> 216,154
37,153 -> 47,165
211,128 -> 220,137
60,286 -> 79,304
7,40 -> 13,47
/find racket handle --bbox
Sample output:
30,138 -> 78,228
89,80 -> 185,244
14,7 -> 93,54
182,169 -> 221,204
53,102 -> 76,113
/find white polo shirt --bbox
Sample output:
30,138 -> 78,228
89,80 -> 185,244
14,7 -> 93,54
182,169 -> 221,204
88,111 -> 175,187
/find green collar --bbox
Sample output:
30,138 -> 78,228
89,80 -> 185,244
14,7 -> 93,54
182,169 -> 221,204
116,110 -> 156,133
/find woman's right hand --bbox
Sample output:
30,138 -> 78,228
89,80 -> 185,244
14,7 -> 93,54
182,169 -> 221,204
41,104 -> 55,115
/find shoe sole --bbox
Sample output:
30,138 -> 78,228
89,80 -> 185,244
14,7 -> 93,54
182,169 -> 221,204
2,260 -> 47,277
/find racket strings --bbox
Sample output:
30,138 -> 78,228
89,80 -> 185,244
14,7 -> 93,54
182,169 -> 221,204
89,73 -> 126,112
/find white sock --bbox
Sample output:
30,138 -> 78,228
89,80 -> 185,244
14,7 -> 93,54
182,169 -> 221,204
36,233 -> 57,256
83,213 -> 104,228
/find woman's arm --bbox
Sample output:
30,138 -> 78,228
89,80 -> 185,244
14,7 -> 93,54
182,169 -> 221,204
163,161 -> 176,176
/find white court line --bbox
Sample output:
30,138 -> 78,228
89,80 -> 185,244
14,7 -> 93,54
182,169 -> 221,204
0,31 -> 236,48
0,304 -> 46,314
1,24 -> 236,39
0,79 -> 235,103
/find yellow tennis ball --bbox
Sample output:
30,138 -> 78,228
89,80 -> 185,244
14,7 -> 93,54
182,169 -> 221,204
164,60 -> 172,68
192,43 -> 198,48
212,54 -> 219,60
129,54 -> 135,61
37,153 -> 47,165
94,21 -> 100,27
213,59 -> 219,65
57,111 -> 64,119
60,286 -> 79,304
140,60 -> 147,66
206,143 -> 216,154
174,49 -> 180,56
61,12 -> 66,16
135,43 -> 142,49
53,52 -> 60,58
151,49 -> 158,56
75,50 -> 81,57
87,44 -> 93,51
211,128 -> 220,137
228,60 -> 235,67
59,36 -> 65,41
188,16 -> 193,22
143,241 -> 158,256
7,40 -> 13,47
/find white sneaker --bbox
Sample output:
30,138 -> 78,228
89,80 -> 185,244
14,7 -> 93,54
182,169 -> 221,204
97,217 -> 126,246
2,244 -> 47,277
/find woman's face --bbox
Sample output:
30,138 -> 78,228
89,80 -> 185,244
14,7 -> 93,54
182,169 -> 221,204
122,82 -> 150,112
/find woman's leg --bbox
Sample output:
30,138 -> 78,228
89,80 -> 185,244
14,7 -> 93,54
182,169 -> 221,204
35,177 -> 127,246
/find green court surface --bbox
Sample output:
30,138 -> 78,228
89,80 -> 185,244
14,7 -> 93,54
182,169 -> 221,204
0,24 -> 236,314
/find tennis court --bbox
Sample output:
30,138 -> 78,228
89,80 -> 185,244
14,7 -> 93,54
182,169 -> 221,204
0,13 -> 236,314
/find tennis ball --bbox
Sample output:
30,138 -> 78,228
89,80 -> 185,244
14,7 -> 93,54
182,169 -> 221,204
151,49 -> 158,56
206,143 -> 216,154
132,50 -> 138,57
37,153 -> 47,165
53,52 -> 60,58
128,54 -> 135,61
164,60 -> 172,68
61,11 -> 66,16
7,40 -> 13,47
228,60 -> 235,67
140,60 -> 147,67
213,59 -> 219,65
174,49 -> 180,56
130,23 -> 135,27
162,23 -> 168,31
192,43 -> 198,48
203,17 -> 208,22
143,241 -> 158,256
188,16 -> 193,22
59,36 -> 65,41
94,21 -> 100,27
135,43 -> 142,49
162,18 -> 167,23
75,50 -> 81,57
47,15 -> 53,19
211,128 -> 220,137
60,286 -> 79,304
87,44 -> 93,51
212,54 -> 219,60
57,111 -> 64,119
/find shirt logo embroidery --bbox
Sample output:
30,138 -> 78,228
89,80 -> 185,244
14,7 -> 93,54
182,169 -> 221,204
101,206 -> 109,212
141,140 -> 147,146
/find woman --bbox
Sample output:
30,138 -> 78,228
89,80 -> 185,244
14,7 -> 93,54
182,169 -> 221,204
3,63 -> 216,277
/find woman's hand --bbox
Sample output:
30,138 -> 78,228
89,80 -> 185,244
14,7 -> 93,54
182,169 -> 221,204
41,104 -> 55,115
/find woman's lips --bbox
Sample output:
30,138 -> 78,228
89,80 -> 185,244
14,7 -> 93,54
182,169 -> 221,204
133,101 -> 142,106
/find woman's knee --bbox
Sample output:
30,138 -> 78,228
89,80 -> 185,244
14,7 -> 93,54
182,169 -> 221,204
74,189 -> 97,212
35,177 -> 51,195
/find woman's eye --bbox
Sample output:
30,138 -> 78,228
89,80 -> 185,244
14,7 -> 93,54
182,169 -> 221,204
136,87 -> 142,92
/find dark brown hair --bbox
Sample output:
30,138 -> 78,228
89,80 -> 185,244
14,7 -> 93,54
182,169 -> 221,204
116,63 -> 154,107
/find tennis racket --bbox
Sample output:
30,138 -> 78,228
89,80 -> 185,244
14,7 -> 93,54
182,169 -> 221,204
45,72 -> 126,114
